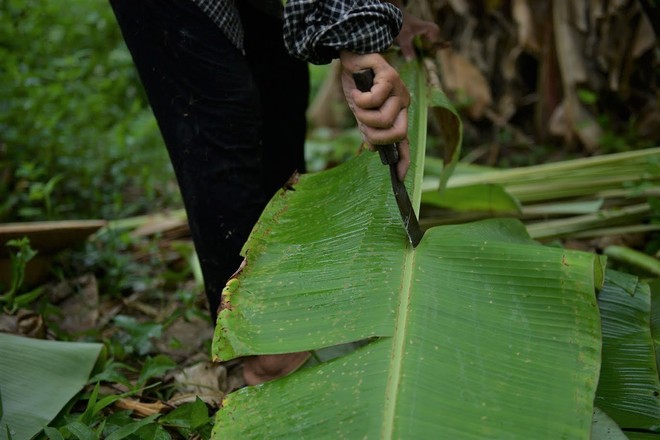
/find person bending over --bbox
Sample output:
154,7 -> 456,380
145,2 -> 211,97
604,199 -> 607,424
108,0 -> 438,385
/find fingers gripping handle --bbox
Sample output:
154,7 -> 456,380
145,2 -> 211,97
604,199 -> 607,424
351,69 -> 399,166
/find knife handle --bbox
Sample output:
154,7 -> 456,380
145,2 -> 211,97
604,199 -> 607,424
352,69 -> 400,166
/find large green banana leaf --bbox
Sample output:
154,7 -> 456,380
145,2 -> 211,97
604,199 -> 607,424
211,62 -> 604,438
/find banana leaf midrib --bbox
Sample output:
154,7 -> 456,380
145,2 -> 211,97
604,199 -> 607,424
382,63 -> 428,440
382,247 -> 417,439
445,148 -> 660,187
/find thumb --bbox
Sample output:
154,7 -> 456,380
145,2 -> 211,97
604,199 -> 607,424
395,138 -> 411,182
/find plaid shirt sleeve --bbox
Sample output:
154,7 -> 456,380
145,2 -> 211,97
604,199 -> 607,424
283,0 -> 403,65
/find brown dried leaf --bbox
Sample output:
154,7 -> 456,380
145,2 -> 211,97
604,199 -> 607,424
50,274 -> 99,336
512,0 -> 541,53
170,361 -> 228,407
437,49 -> 493,119
16,309 -> 46,339
114,398 -> 169,417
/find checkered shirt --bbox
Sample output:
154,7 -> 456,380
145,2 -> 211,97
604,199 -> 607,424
190,0 -> 402,65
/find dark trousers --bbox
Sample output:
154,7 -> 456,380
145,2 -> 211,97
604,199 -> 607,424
109,0 -> 309,320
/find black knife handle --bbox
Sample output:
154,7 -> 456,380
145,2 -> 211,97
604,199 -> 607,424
352,68 -> 375,93
352,69 -> 400,166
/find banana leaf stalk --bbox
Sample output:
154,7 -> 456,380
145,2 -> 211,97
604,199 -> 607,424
603,245 -> 660,277
423,148 -> 659,204
421,148 -> 658,241
523,203 -> 650,240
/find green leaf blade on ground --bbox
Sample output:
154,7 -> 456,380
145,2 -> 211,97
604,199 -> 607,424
160,397 -> 211,430
651,279 -> 660,377
0,333 -> 102,440
595,270 -> 660,432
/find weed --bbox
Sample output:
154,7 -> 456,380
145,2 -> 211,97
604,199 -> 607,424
0,237 -> 44,313
112,315 -> 163,357
0,0 -> 180,222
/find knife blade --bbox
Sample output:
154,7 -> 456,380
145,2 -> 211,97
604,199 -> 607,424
352,68 -> 424,248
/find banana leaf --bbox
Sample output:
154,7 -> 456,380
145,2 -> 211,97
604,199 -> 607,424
0,333 -> 102,440
211,61 -> 604,438
421,183 -> 521,215
595,270 -> 660,433
651,279 -> 660,375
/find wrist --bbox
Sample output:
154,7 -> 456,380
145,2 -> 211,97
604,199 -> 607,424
339,51 -> 386,73
339,50 -> 367,71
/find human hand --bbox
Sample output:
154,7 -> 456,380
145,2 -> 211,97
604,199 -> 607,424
386,2 -> 440,61
395,11 -> 440,61
339,51 -> 410,181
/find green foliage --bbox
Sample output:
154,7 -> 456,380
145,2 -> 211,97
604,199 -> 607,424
595,270 -> 660,434
0,0 -> 343,223
0,0 -> 179,222
0,237 -> 43,312
44,392 -> 212,440
160,397 -> 213,438
88,359 -> 134,389
136,355 -> 176,389
39,349 -> 212,439
67,228 -> 167,299
112,315 -> 163,357
577,87 -> 657,155
304,127 -> 364,172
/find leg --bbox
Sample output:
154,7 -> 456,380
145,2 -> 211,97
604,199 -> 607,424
239,2 -> 310,197
108,0 -> 267,320
236,3 -> 313,386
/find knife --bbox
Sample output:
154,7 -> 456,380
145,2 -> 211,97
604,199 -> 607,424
352,68 -> 424,248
